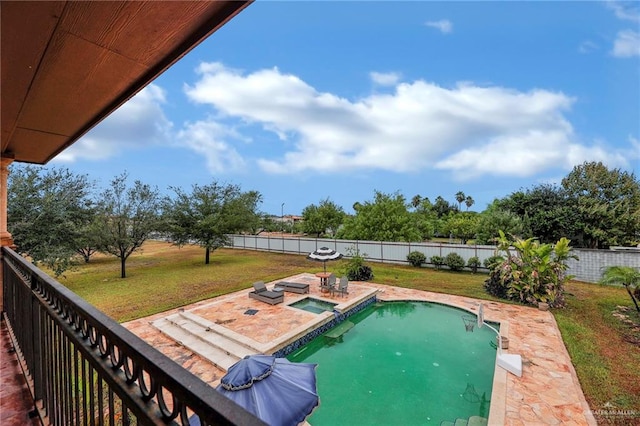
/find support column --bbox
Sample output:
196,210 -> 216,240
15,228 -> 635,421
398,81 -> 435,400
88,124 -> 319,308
1,155 -> 15,313
1,156 -> 14,246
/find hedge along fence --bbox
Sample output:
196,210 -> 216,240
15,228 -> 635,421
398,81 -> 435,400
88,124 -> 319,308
228,234 -> 497,271
227,235 -> 640,284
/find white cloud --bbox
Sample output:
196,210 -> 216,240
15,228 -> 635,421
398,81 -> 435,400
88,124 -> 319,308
425,19 -> 453,34
611,29 -> 640,57
437,136 -> 638,180
54,85 -> 172,162
184,62 -> 635,179
370,71 -> 402,86
176,120 -> 246,173
435,130 -> 570,179
565,142 -> 632,168
606,0 -> 640,22
578,40 -> 599,54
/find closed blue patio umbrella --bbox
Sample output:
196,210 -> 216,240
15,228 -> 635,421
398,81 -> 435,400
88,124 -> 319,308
216,355 -> 319,426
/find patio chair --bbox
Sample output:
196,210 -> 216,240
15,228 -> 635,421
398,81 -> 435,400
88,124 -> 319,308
321,274 -> 336,294
333,276 -> 349,297
248,281 -> 284,305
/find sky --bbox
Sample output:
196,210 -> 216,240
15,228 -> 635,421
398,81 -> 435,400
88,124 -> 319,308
49,0 -> 639,216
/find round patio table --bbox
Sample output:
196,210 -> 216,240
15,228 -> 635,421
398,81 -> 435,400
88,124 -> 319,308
315,272 -> 332,292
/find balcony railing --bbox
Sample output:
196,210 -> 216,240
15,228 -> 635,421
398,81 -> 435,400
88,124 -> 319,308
1,246 -> 265,426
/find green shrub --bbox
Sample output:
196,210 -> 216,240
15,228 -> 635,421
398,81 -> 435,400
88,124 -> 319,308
467,256 -> 481,273
407,251 -> 426,267
484,231 -> 576,308
484,269 -> 509,299
445,252 -> 465,271
349,265 -> 374,281
342,246 -> 374,281
483,255 -> 504,270
430,255 -> 445,270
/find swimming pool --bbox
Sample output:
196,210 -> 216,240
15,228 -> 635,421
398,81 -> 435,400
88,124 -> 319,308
289,297 -> 338,314
288,301 -> 497,425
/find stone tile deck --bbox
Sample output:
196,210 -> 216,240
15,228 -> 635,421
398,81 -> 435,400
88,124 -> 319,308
123,273 -> 597,425
0,317 -> 41,426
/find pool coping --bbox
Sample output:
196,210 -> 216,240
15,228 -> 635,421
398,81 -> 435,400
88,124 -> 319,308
123,275 -> 597,425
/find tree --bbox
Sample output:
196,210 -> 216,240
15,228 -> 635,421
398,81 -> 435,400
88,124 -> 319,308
465,195 -> 474,211
433,196 -> 457,218
74,213 -> 103,263
497,184 -> 580,244
562,161 -> 640,248
412,198 -> 437,240
600,266 -> 640,314
94,173 -> 161,278
8,165 -> 95,276
475,201 -> 524,245
443,213 -> 480,244
455,191 -> 466,211
258,213 -> 278,232
301,198 -> 345,237
337,191 -> 421,241
163,181 -> 262,264
410,194 -> 422,209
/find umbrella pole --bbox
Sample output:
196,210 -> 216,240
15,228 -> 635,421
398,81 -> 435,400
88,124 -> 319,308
323,262 -> 326,273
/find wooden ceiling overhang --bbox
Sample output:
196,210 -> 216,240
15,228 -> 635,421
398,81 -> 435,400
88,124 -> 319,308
1,1 -> 251,164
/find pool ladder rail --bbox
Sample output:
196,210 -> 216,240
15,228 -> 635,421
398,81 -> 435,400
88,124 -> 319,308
477,303 -> 522,377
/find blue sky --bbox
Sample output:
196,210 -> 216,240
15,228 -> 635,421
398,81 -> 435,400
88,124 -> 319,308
51,1 -> 639,216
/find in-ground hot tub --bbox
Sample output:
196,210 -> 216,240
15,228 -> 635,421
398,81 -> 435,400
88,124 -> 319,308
289,297 -> 337,314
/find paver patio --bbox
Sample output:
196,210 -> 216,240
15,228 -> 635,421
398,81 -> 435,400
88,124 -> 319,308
123,273 -> 597,425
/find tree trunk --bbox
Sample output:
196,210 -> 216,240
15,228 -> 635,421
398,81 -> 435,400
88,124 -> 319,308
120,257 -> 126,278
625,285 -> 640,314
205,247 -> 210,265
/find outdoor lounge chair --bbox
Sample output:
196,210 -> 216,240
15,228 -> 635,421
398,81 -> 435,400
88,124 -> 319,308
332,276 -> 349,297
248,281 -> 284,305
276,281 -> 310,294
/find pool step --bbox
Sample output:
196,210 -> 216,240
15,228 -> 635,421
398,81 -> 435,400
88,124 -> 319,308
468,416 -> 488,426
151,317 -> 241,371
324,320 -> 354,339
152,312 -> 263,371
440,417 -> 487,426
177,311 -> 263,354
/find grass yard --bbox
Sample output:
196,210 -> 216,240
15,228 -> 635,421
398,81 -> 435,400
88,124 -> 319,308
58,240 -> 640,421
555,282 -> 640,422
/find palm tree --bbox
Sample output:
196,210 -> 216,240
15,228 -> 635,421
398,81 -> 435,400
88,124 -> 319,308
411,194 -> 422,209
455,191 -> 465,210
465,195 -> 474,211
600,266 -> 640,314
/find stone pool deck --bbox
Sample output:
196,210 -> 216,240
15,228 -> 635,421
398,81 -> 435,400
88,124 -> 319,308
123,273 -> 596,426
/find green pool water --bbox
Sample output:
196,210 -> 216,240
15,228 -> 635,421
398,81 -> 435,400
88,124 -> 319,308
288,301 -> 497,425
289,297 -> 338,314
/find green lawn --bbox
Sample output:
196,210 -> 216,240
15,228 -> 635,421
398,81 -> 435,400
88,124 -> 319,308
58,240 -> 640,420
555,282 -> 640,417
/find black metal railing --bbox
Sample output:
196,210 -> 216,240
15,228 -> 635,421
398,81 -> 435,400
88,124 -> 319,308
1,246 -> 265,426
